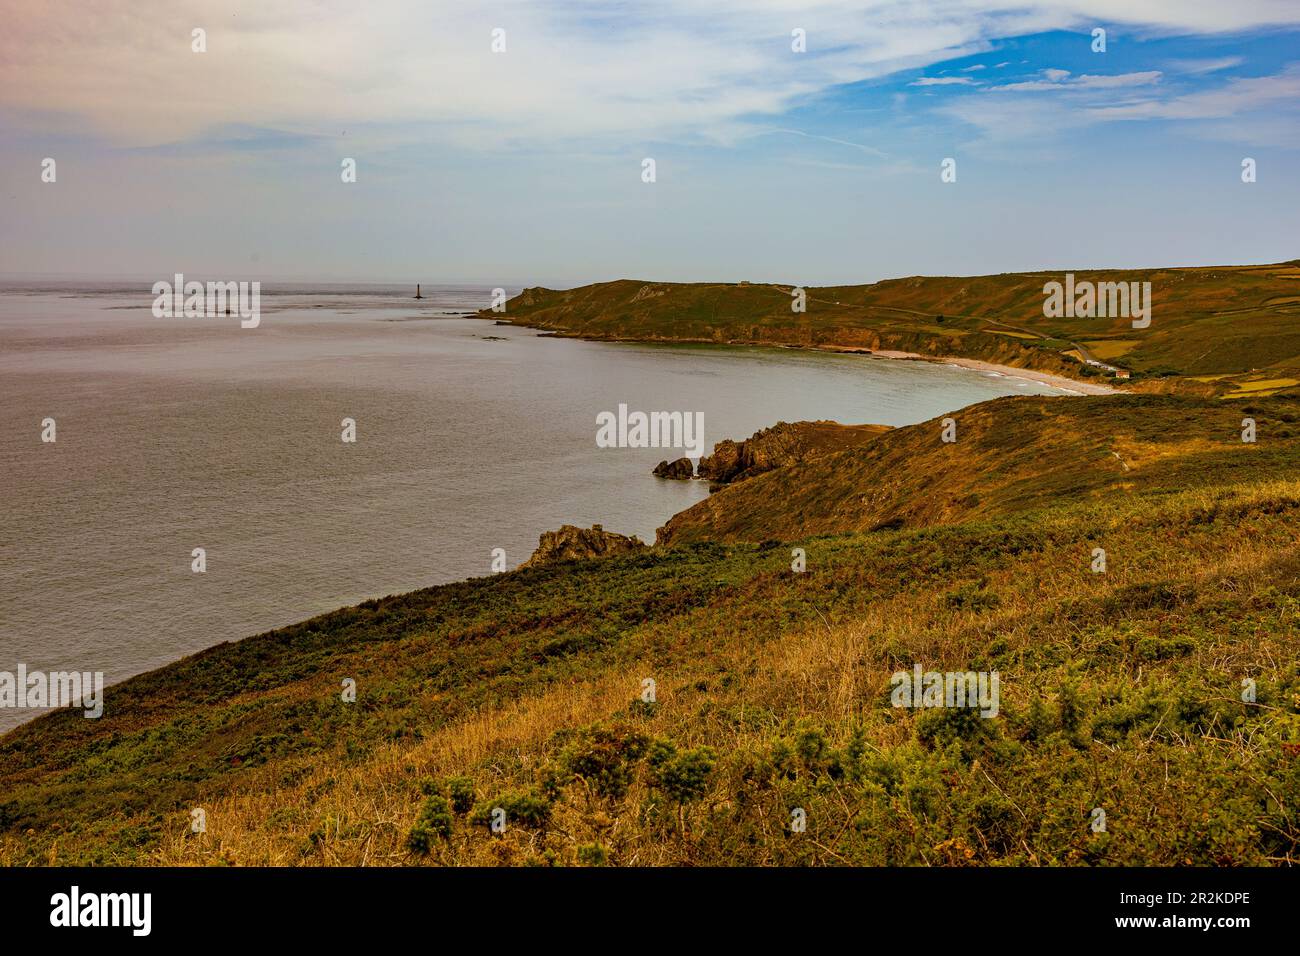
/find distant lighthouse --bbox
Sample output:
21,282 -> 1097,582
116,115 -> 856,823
415,283 -> 423,299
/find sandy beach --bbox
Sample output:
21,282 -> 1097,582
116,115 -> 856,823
494,323 -> 1120,397
818,346 -> 1119,396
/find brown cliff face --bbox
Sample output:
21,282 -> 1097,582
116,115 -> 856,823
521,524 -> 647,568
695,420 -> 890,485
696,439 -> 743,482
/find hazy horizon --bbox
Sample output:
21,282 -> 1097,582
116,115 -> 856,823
2,248 -> 1297,293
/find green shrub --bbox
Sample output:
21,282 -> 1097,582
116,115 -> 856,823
555,726 -> 649,800
916,704 -> 997,752
1022,697 -> 1055,742
447,777 -> 476,814
1057,682 -> 1083,736
471,789 -> 554,830
576,843 -> 609,866
647,740 -> 716,804
407,793 -> 453,853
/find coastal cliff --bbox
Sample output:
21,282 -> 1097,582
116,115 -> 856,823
657,392 -> 1274,546
653,421 -> 890,484
696,420 -> 890,484
484,262 -> 1300,398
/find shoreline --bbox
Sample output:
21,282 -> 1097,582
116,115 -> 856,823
481,315 -> 1120,397
834,347 -> 1118,396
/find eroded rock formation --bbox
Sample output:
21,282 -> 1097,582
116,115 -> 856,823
521,524 -> 647,568
696,420 -> 890,485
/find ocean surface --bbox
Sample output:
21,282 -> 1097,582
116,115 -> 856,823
0,281 -> 1065,730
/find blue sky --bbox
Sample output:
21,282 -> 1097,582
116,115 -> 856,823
3,1 -> 1298,285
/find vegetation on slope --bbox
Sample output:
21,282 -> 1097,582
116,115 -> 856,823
489,261 -> 1300,393
3,394 -> 1299,866
660,393 -> 1300,545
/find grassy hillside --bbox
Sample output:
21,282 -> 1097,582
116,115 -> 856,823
3,393 -> 1299,866
660,393 -> 1300,544
490,261 -> 1300,394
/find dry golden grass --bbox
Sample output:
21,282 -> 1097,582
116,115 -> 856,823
148,663 -> 664,866
117,479 -> 1300,867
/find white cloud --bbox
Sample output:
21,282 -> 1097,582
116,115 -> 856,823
941,60 -> 1300,153
1073,71 -> 1163,88
994,69 -> 1162,91
912,76 -> 977,86
0,0 -> 1297,149
1166,56 -> 1245,74
1087,63 -> 1300,120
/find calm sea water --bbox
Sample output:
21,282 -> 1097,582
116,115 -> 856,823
0,282 -> 1063,730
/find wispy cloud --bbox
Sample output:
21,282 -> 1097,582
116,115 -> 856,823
993,69 -> 1162,92
912,76 -> 977,86
1166,56 -> 1245,74
1087,63 -> 1300,120
3,0 -> 1299,151
940,57 -> 1300,153
756,128 -> 889,158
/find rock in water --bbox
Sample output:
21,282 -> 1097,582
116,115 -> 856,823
521,524 -> 647,568
653,457 -> 694,479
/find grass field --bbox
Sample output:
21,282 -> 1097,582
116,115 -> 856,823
1225,378 -> 1300,398
1080,340 -> 1140,360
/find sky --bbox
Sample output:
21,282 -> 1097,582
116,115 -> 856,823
2,0 -> 1299,286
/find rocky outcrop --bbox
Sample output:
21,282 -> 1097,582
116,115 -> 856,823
653,457 -> 695,479
521,524 -> 647,568
697,439 -> 743,482
696,420 -> 890,485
